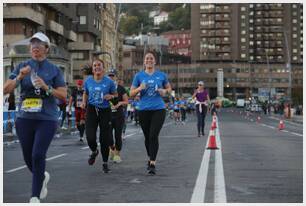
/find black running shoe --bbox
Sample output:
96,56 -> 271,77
88,150 -> 99,165
102,163 -> 110,173
148,164 -> 156,175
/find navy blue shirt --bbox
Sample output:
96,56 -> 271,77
84,76 -> 116,108
132,70 -> 169,111
9,58 -> 66,121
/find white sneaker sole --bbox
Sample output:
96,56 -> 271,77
39,171 -> 50,199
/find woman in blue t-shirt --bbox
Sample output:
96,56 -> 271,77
3,32 -> 67,203
81,58 -> 117,173
130,51 -> 172,175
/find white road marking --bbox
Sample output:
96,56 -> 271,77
190,140 -> 211,202
5,153 -> 67,173
290,132 -> 303,137
214,118 -> 227,202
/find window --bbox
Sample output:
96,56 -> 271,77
293,56 -> 298,60
241,6 -> 246,11
292,4 -> 297,9
80,16 -> 86,25
293,49 -> 298,53
241,53 -> 246,58
293,27 -> 297,31
241,38 -> 246,43
250,41 -> 254,45
241,15 -> 246,19
241,30 -> 246,34
293,33 -> 297,38
249,19 -> 253,23
250,34 -> 253,38
292,19 -> 298,23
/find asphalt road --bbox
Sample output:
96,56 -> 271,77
3,108 -> 303,203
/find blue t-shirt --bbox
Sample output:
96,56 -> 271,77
132,70 -> 169,111
132,100 -> 140,110
174,100 -> 181,110
84,76 -> 116,108
9,58 -> 66,121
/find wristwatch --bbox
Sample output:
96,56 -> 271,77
46,85 -> 53,96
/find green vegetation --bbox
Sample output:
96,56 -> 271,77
119,3 -> 190,35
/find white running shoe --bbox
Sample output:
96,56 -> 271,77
29,197 -> 40,203
39,171 -> 50,199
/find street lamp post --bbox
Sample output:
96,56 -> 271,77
283,30 -> 292,103
265,50 -> 272,103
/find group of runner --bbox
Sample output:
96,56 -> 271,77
3,32 -> 211,203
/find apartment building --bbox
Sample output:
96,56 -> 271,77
68,3 -> 102,80
189,3 -> 303,101
3,3 -> 78,83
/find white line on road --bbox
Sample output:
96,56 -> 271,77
190,140 -> 211,203
214,118 -> 227,203
5,153 -> 67,173
290,132 -> 303,137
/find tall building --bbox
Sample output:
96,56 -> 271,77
191,3 -> 303,64
68,3 -> 102,80
100,3 -> 117,71
3,3 -> 78,83
190,3 -> 303,101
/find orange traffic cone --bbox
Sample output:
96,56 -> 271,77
207,129 -> 218,150
278,120 -> 285,130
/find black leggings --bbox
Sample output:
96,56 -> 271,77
138,109 -> 166,161
85,105 -> 111,162
196,105 -> 207,134
109,112 -> 125,151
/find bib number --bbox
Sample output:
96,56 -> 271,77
21,98 -> 43,112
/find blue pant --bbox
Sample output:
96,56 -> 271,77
15,118 -> 57,198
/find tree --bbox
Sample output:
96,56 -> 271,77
168,5 -> 191,30
159,3 -> 184,12
119,16 -> 139,35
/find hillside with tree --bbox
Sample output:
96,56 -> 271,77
119,3 -> 190,35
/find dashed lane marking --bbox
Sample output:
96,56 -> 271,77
5,153 -> 67,173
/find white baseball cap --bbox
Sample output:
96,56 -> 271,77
30,32 -> 50,47
198,81 -> 204,85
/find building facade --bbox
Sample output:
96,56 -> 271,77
3,3 -> 78,84
188,3 -> 303,102
161,30 -> 192,57
68,3 -> 102,80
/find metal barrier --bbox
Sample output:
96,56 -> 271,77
3,107 -> 77,135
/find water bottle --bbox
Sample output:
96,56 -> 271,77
30,70 -> 41,95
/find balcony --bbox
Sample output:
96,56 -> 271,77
215,16 -> 231,21
66,30 -> 77,42
4,5 -> 44,25
68,42 -> 94,51
47,20 -> 64,35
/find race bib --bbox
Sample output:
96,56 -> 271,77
21,98 -> 43,112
